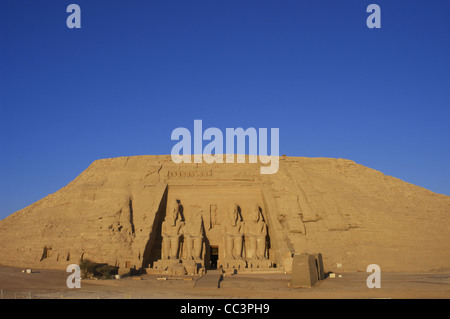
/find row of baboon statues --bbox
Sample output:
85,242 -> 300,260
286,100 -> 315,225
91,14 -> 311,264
160,200 -> 269,261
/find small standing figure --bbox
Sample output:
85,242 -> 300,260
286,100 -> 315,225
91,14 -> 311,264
209,205 -> 218,229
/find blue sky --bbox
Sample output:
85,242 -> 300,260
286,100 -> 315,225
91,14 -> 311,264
1,0 -> 449,219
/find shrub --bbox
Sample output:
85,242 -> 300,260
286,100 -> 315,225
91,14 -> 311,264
95,265 -> 118,279
79,258 -> 97,278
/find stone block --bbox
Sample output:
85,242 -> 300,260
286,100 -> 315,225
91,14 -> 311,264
168,263 -> 187,276
291,253 -> 319,288
182,259 -> 200,275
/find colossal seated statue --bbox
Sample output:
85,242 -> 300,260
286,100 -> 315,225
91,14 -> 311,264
183,207 -> 204,260
224,204 -> 244,260
245,204 -> 268,260
161,200 -> 184,260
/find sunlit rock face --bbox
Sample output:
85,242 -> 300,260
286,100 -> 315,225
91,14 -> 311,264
0,155 -> 448,273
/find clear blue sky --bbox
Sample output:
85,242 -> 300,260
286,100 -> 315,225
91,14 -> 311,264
1,0 -> 449,219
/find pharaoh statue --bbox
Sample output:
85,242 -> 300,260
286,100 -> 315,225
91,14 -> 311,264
183,207 -> 204,260
224,204 -> 244,259
161,200 -> 184,259
245,205 -> 268,260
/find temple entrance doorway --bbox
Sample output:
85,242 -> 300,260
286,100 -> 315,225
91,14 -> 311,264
210,245 -> 219,269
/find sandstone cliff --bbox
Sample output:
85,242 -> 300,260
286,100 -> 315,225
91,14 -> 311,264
0,155 -> 448,272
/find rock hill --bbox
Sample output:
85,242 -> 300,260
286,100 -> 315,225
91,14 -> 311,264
0,155 -> 448,273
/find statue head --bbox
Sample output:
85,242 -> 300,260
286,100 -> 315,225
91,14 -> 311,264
166,200 -> 180,226
251,205 -> 261,222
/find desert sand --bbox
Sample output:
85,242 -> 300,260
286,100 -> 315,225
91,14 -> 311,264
0,265 -> 449,299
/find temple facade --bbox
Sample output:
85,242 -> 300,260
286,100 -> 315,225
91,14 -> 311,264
146,180 -> 285,275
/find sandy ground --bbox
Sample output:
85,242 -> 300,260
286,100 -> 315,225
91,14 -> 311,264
0,266 -> 449,299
